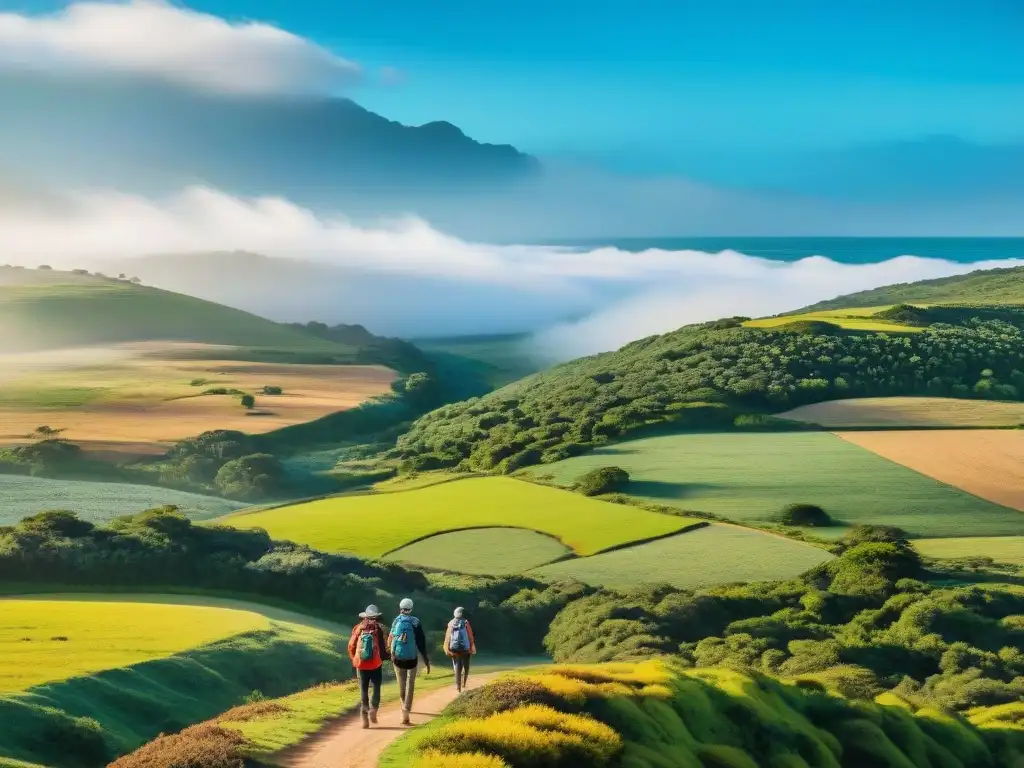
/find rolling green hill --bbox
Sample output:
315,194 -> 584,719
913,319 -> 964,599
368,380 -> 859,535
797,264 -> 1024,311
0,267 -> 343,356
394,314 -> 1024,473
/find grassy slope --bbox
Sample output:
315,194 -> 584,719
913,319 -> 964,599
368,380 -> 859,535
0,598 -> 270,692
0,475 -> 242,526
385,528 -> 573,575
413,334 -> 543,390
913,536 -> 1024,565
797,264 -> 1024,311
536,432 -> 1024,538
220,476 -> 703,557
0,270 -> 342,355
531,524 -> 834,590
394,660 -> 1024,768
0,595 -> 351,768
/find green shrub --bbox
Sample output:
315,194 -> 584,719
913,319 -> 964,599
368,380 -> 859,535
775,504 -> 833,527
446,677 -> 571,719
574,467 -> 631,496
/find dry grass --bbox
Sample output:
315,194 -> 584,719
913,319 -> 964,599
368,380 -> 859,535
782,397 -> 1024,428
835,429 -> 1024,513
0,342 -> 395,458
107,723 -> 249,768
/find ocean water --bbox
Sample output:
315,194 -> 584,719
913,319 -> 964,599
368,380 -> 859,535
547,237 -> 1024,264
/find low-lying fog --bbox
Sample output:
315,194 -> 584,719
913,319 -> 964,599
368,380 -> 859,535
2,186 -> 1020,361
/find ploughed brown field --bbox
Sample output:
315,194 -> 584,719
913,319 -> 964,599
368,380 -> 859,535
835,429 -> 1024,512
781,397 -> 1024,428
0,343 -> 396,458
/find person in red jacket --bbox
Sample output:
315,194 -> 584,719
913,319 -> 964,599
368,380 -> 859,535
347,604 -> 389,728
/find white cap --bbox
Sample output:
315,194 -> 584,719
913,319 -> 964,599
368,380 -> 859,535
454,607 -> 465,618
399,598 -> 414,612
359,604 -> 381,618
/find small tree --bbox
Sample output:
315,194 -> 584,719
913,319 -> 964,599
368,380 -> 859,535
776,503 -> 833,527
240,394 -> 256,410
37,264 -> 52,270
574,466 -> 630,496
262,385 -> 283,395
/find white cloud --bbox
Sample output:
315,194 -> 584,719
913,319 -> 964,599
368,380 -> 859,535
0,0 -> 360,95
1,185 -> 1018,349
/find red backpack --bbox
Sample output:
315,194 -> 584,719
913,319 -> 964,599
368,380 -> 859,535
354,619 -> 382,670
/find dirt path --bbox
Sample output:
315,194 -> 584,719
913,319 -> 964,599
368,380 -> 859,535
279,673 -> 499,768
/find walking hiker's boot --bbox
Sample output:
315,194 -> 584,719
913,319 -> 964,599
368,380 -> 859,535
369,707 -> 379,725
402,708 -> 411,726
360,709 -> 370,729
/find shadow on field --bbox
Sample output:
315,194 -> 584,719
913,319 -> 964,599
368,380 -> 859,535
0,626 -> 350,768
629,480 -> 724,500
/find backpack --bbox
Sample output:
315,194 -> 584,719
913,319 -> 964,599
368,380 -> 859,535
358,621 -> 379,663
450,618 -> 470,653
390,614 -> 418,661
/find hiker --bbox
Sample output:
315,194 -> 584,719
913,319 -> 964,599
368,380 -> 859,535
387,597 -> 431,726
444,606 -> 476,692
348,604 -> 389,729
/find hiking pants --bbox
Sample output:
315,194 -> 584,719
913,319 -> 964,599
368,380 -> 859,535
396,665 -> 418,711
452,654 -> 470,689
358,667 -> 383,712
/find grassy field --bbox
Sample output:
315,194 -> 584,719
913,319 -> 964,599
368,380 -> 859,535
413,333 -> 543,389
220,476 -> 703,557
530,524 -> 833,590
0,597 -> 272,692
744,306 -> 923,333
537,432 -> 1024,537
781,396 -> 1024,428
0,343 -> 395,458
0,474 -> 243,526
385,527 -> 572,575
0,594 -> 351,768
912,536 -> 1024,565
836,430 -> 1024,512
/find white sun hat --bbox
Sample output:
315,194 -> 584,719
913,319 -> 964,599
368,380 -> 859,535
399,598 -> 414,612
453,607 -> 465,618
359,604 -> 382,618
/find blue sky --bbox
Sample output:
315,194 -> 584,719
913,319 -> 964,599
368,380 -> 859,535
6,0 -> 1024,196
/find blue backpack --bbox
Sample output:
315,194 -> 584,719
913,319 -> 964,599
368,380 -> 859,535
450,618 -> 470,653
390,614 -> 418,661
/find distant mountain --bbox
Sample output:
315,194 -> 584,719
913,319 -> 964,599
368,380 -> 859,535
0,70 -> 540,210
796,265 -> 1024,312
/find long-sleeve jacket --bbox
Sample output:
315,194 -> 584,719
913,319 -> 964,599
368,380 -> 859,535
388,616 -> 430,670
443,618 -> 476,657
348,619 -> 389,671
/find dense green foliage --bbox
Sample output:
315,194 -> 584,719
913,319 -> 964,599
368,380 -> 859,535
542,533 -> 1024,714
799,264 -> 1024,310
417,661 -> 1024,768
395,316 -> 1024,472
0,507 -> 586,656
574,466 -> 630,496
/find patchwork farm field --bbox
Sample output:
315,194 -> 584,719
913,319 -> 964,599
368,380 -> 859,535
781,397 -> 1024,428
0,342 -> 395,457
912,536 -> 1024,565
530,524 -> 833,590
744,305 -> 922,333
385,527 -> 573,574
0,596 -> 274,692
0,474 -> 243,525
537,432 -> 1024,537
221,476 -> 703,557
836,430 -> 1024,512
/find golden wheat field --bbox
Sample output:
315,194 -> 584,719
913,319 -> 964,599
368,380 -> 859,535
835,429 -> 1024,512
781,397 -> 1024,428
0,343 -> 395,457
